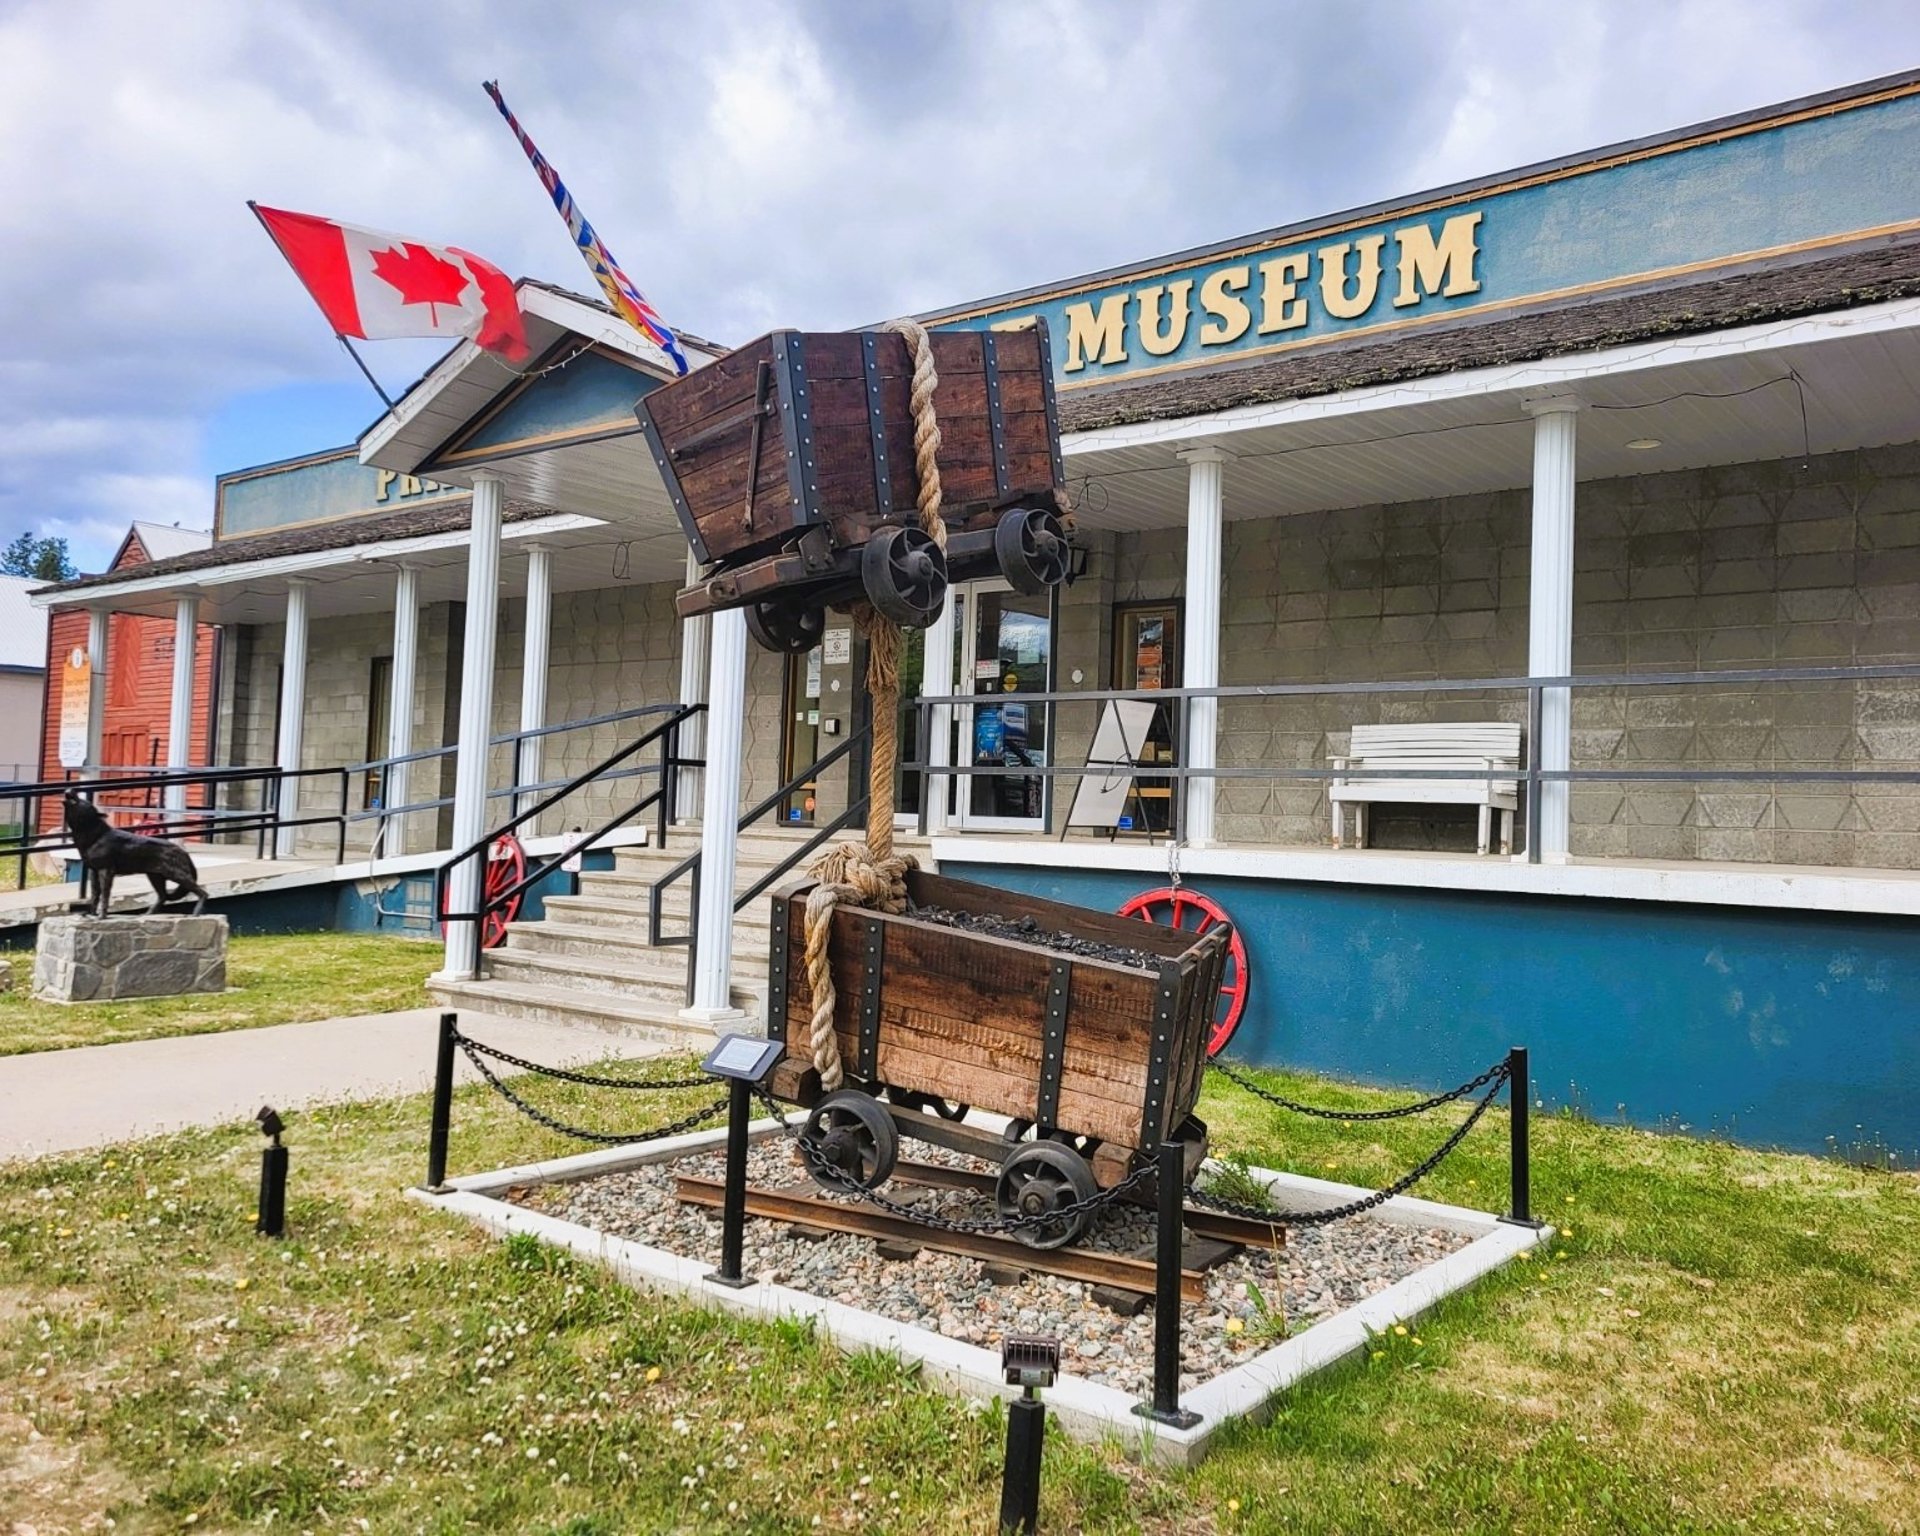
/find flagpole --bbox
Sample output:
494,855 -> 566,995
336,336 -> 397,411
247,199 -> 398,415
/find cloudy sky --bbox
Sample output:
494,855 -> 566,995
3,0 -> 1917,571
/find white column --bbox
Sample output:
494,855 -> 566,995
922,590 -> 958,835
273,580 -> 310,858
165,595 -> 197,814
1179,444 -> 1231,846
442,473 -> 504,978
674,547 -> 710,824
682,606 -> 749,1027
384,562 -> 420,855
1525,397 -> 1583,862
515,543 -> 552,821
84,608 -> 109,771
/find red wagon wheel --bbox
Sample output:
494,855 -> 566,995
1116,886 -> 1250,1057
441,833 -> 526,950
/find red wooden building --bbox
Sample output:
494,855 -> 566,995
37,523 -> 218,828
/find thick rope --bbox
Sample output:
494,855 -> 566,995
800,319 -> 946,1090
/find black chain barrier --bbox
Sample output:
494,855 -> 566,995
450,1024 -> 713,1092
1209,1055 -> 1511,1122
752,1085 -> 1159,1240
455,1034 -> 730,1147
1186,1062 -> 1512,1227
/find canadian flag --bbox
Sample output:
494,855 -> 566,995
252,203 -> 530,363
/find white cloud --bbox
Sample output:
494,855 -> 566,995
3,0 -> 1917,571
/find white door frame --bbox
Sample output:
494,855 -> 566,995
953,577 -> 1053,834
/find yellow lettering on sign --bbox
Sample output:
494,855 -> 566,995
399,475 -> 422,496
1256,253 -> 1311,334
988,315 -> 1039,332
1393,212 -> 1483,307
1061,294 -> 1130,372
1198,266 -> 1252,345
1135,280 -> 1193,357
1318,235 -> 1386,320
375,469 -> 397,501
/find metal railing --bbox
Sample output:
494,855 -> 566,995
909,661 -> 1920,864
647,726 -> 873,1002
435,703 -> 704,977
0,702 -> 698,893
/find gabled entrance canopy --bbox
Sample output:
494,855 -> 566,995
361,282 -> 726,586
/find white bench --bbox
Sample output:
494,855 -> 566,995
1329,723 -> 1523,855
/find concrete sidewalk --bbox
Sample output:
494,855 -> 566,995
0,1008 -> 673,1160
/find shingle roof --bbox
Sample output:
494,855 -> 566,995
34,498 -> 563,598
1059,240 -> 1920,434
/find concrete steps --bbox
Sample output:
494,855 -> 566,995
429,827 -> 931,1043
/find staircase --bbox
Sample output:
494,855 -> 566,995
427,827 -> 933,1046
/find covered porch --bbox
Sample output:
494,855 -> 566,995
914,289 -> 1920,923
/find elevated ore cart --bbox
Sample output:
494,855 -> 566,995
636,322 -> 1074,653
765,870 -> 1229,1248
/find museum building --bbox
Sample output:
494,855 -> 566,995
34,72 -> 1920,1160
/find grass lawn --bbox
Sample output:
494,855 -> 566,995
0,932 -> 441,1056
1,1060 -> 1916,1534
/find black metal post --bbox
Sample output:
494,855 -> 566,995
998,1390 -> 1046,1535
1501,1045 -> 1542,1228
1525,684 -> 1543,865
1136,1138 -> 1200,1429
337,768 -> 348,864
426,1012 -> 458,1190
707,1076 -> 753,1288
256,1142 -> 288,1237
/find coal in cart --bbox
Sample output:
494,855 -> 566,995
765,870 -> 1230,1248
636,322 -> 1074,652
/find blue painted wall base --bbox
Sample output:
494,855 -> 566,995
960,864 -> 1920,1167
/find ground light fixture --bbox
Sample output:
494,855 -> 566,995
999,1335 -> 1061,1535
255,1104 -> 288,1237
700,1034 -> 787,1288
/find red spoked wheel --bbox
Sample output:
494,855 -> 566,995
1116,887 -> 1249,1056
441,833 -> 526,950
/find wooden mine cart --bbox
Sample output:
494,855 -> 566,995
765,870 -> 1228,1249
636,322 -> 1073,653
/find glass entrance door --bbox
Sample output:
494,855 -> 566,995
779,644 -> 824,826
955,580 -> 1052,832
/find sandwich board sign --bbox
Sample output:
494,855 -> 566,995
1064,698 -> 1162,838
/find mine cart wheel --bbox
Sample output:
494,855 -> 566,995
994,507 -> 1072,595
997,1141 -> 1099,1250
861,525 -> 948,626
745,600 -> 827,654
803,1090 -> 899,1193
886,1087 -> 971,1121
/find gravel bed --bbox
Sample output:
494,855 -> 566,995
908,906 -> 1159,970
531,1132 -> 1470,1399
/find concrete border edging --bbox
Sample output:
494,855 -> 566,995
414,1124 -> 1551,1466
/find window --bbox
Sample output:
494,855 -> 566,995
364,656 -> 393,809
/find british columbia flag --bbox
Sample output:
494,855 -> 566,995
483,80 -> 690,376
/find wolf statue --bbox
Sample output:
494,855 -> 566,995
62,792 -> 210,919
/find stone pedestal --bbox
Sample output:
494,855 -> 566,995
32,915 -> 229,1003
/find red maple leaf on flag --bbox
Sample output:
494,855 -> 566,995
370,243 -> 470,323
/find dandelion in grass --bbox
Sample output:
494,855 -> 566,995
1393,1325 -> 1407,1336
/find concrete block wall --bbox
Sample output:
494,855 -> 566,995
1044,440 -> 1920,868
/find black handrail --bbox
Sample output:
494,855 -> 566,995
645,725 -> 871,949
435,703 -> 704,976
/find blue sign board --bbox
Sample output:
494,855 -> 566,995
216,447 -> 460,539
924,77 -> 1920,392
